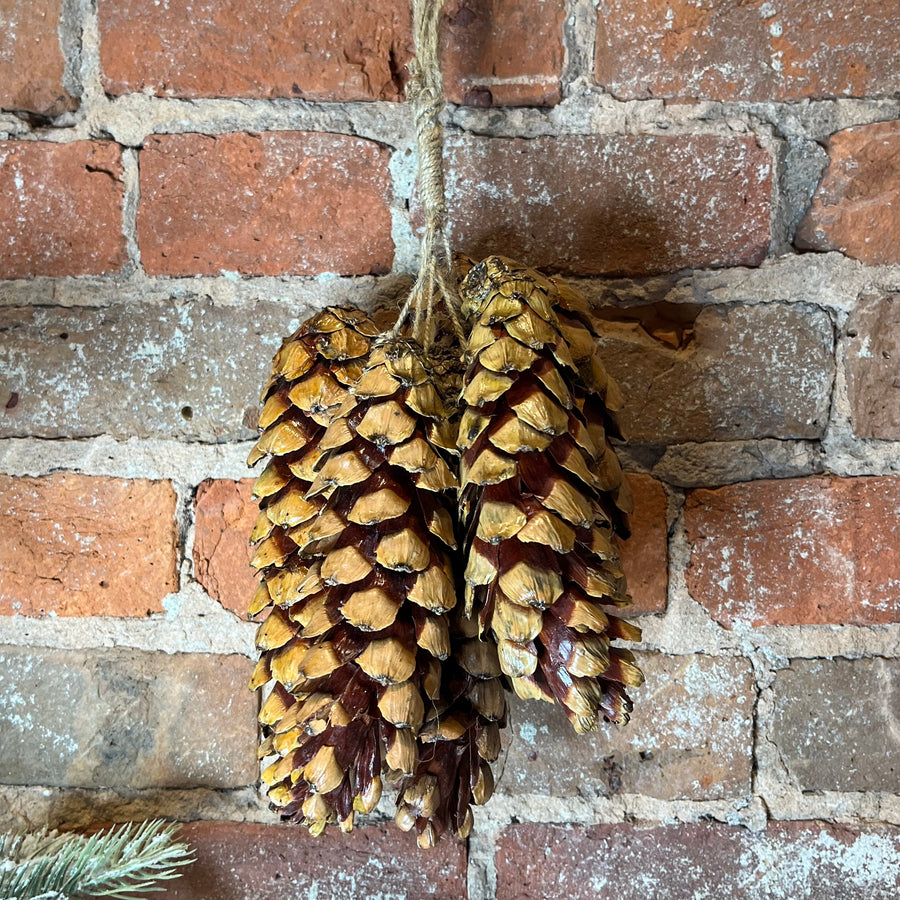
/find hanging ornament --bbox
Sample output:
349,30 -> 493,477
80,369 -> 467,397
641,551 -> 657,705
246,0 -> 508,843
246,0 -> 644,847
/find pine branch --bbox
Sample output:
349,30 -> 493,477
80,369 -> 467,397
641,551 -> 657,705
0,819 -> 194,900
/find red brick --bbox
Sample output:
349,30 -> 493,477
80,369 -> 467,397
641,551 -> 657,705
595,0 -> 900,102
193,479 -> 257,616
0,475 -> 178,616
685,476 -> 900,628
0,0 -> 76,116
795,121 -> 900,266
596,303 -> 834,443
0,302 -> 297,442
619,474 -> 667,615
441,0 -> 565,107
0,141 -> 125,278
99,0 -> 561,107
845,292 -> 900,439
447,135 -> 772,276
99,0 -> 411,101
137,133 -> 393,276
165,822 -> 467,900
496,822 -> 900,900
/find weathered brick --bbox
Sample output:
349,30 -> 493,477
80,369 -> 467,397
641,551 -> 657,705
99,0 -> 412,102
441,0 -> 564,107
501,653 -> 753,801
99,0 -> 561,107
595,0 -> 900,102
137,133 -> 393,276
772,657 -> 900,793
194,479 -> 257,617
650,438 -> 823,490
446,135 -> 771,276
495,822 -> 900,900
796,122 -> 900,266
0,0 -> 76,115
619,474 -> 667,615
595,303 -> 834,443
685,476 -> 900,628
0,646 -> 256,788
845,292 -> 900,439
166,821 -> 467,900
0,141 -> 125,278
0,475 -> 177,617
0,300 -> 834,446
0,301 -> 302,441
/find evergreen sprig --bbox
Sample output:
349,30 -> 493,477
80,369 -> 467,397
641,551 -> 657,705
0,819 -> 194,900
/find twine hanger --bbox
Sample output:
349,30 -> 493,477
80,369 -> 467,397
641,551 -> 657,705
389,0 -> 465,352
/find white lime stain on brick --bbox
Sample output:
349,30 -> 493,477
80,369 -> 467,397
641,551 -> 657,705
737,828 -> 900,896
502,654 -> 754,801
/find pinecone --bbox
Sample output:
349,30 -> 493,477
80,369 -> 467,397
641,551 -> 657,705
394,602 -> 507,847
251,327 -> 463,835
457,256 -> 643,734
247,306 -> 378,831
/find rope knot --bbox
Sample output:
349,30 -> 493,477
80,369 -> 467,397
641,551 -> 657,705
391,0 -> 464,351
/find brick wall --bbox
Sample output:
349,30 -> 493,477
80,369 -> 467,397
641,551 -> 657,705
1,1 -> 898,898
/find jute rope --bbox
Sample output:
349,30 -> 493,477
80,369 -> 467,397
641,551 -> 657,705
390,0 -> 465,350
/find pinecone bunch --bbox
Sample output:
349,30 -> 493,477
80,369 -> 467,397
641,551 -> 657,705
248,256 -> 641,845
457,256 -> 643,734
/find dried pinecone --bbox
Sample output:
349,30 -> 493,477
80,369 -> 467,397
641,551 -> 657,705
252,327 -> 463,835
247,306 -> 378,831
458,256 -> 643,734
394,602 -> 507,847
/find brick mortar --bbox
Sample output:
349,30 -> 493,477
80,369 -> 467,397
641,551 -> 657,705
0,784 -> 268,831
74,0 -> 103,114
175,482 -> 197,590
0,272 -> 414,309
0,437 -> 258,483
0,434 -> 897,483
2,781 -> 897,838
561,0 -> 596,92
3,94 -> 897,147
58,0 -> 85,102
388,147 -> 420,275
2,255 -> 897,311
119,145 -> 142,276
0,584 -> 255,657
466,826 -> 498,900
